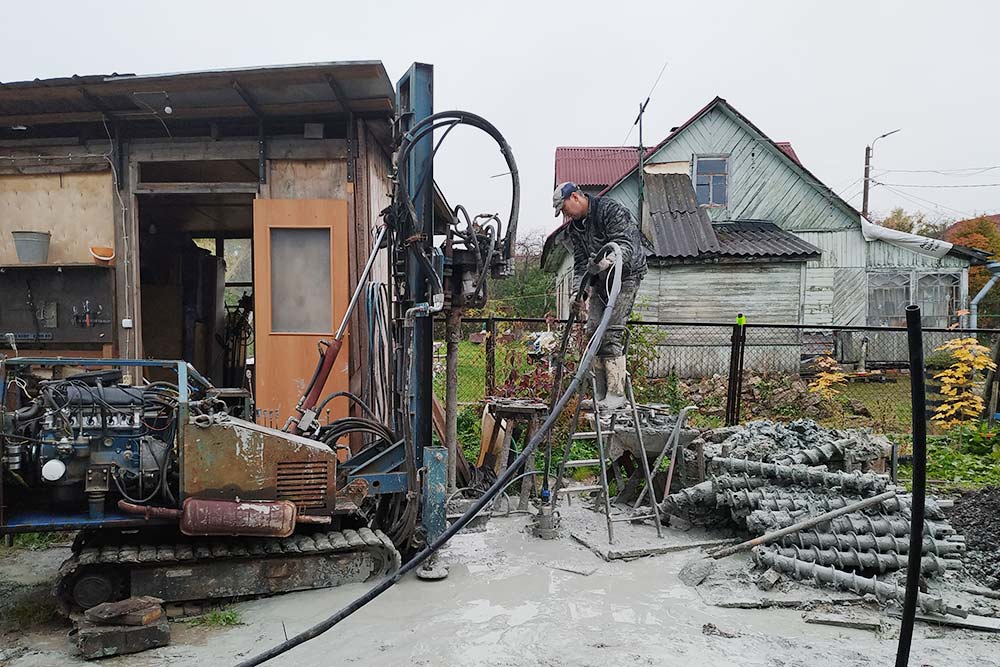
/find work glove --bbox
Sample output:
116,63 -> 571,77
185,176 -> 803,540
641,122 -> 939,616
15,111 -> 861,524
570,296 -> 589,322
587,256 -> 613,275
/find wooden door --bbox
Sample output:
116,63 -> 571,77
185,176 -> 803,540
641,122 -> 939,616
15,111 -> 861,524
252,199 -> 350,424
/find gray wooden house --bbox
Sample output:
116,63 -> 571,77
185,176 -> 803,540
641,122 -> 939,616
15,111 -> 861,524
543,97 -> 986,375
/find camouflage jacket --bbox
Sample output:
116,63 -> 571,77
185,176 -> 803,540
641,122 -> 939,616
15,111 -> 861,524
568,194 -> 647,290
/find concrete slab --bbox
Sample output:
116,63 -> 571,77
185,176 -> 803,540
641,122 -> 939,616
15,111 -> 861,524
560,504 -> 734,561
74,617 -> 170,660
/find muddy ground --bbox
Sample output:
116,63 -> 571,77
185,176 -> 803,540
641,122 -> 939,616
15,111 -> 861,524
1,512 -> 998,667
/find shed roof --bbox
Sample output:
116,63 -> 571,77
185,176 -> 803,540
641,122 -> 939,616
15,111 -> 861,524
0,61 -> 395,127
713,221 -> 821,259
554,146 -> 649,189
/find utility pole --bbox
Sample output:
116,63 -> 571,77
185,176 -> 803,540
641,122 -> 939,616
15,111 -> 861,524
862,128 -> 901,219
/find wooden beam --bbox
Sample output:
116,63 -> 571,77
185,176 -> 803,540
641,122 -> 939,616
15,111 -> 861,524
0,99 -> 392,127
132,182 -> 259,195
128,138 -> 347,162
0,161 -> 109,176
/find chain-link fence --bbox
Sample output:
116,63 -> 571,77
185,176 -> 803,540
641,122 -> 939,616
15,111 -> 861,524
432,316 -> 1000,435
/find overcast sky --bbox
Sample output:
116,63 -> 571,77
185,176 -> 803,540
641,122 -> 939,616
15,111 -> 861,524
2,0 -> 998,238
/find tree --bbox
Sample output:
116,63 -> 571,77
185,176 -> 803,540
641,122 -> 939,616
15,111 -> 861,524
874,207 -> 947,238
945,216 -> 1000,327
486,231 -> 555,317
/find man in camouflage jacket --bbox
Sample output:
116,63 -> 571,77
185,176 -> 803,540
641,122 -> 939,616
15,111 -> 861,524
553,181 -> 647,410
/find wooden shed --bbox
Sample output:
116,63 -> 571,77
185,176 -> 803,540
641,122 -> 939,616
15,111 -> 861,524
0,61 -> 397,421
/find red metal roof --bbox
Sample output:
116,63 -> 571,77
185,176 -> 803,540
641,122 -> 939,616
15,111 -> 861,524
554,146 -> 649,188
774,142 -> 801,166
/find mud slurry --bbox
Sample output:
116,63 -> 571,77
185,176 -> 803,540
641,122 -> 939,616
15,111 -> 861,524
2,516 -> 999,667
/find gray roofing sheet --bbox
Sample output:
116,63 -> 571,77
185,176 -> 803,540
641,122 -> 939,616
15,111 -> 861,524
645,173 -> 721,258
713,221 -> 822,258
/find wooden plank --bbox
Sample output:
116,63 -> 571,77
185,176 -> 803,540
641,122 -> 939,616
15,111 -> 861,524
803,612 -> 882,631
132,182 -> 259,195
887,608 -> 1000,633
0,172 -> 114,264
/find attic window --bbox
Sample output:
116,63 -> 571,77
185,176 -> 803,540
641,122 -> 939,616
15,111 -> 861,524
694,156 -> 728,207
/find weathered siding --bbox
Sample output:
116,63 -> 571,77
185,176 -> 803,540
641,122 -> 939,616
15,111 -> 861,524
641,263 -> 802,323
609,106 -> 857,232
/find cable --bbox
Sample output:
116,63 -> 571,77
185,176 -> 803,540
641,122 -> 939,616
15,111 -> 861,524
875,181 -> 1000,189
235,243 -> 624,667
880,165 -> 1000,176
877,185 -> 972,218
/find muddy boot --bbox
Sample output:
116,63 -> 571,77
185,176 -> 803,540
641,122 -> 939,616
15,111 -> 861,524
597,355 -> 627,411
579,358 -> 607,411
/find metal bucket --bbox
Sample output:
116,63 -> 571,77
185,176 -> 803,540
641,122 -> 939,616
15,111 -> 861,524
11,230 -> 51,263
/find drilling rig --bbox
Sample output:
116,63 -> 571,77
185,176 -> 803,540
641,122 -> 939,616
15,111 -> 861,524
0,62 -> 518,611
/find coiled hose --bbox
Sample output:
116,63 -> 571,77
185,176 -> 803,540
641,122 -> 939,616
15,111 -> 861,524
235,242 -> 623,667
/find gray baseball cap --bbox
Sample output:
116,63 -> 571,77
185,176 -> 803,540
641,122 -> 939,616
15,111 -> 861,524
552,182 -> 580,217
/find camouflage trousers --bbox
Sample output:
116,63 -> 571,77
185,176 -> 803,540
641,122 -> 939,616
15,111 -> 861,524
585,274 -> 642,357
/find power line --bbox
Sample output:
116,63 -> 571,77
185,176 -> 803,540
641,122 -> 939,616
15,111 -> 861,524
873,181 -> 1000,189
877,184 -> 972,218
879,165 -> 1000,176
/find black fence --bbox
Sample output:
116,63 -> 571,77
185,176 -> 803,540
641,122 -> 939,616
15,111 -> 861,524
432,316 -> 1000,435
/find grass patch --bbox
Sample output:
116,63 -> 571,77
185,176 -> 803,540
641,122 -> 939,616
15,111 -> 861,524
1,532 -> 69,551
187,609 -> 243,627
5,592 -> 60,629
899,440 -> 1000,492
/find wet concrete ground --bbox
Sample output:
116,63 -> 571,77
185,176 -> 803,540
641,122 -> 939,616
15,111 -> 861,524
2,511 -> 999,666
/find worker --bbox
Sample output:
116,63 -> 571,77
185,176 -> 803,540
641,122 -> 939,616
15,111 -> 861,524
552,181 -> 647,410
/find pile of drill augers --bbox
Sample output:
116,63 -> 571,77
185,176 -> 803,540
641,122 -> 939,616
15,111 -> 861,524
661,437 -> 969,616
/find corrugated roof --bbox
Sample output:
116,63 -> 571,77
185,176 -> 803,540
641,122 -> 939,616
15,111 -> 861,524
774,142 -> 801,166
554,146 -> 649,188
0,61 -> 395,126
645,173 -> 720,257
713,221 -> 821,258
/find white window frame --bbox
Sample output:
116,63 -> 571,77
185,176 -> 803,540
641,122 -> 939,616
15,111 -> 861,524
866,269 -> 965,328
692,154 -> 729,208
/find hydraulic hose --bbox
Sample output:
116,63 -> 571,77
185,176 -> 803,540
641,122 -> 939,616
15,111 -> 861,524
235,243 -> 623,667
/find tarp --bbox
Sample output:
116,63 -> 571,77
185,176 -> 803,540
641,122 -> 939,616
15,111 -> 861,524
860,216 -> 953,259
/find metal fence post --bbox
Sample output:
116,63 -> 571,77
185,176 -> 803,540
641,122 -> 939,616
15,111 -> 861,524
485,316 -> 497,397
725,321 -> 747,426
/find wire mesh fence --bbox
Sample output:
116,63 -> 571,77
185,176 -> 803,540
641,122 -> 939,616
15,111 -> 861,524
431,316 -> 1000,435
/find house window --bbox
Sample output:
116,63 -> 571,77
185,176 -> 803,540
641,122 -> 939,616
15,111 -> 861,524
867,272 -> 911,327
694,156 -> 728,207
866,271 -> 962,328
917,273 -> 961,328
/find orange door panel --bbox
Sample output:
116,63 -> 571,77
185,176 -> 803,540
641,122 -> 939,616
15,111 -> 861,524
252,199 -> 350,424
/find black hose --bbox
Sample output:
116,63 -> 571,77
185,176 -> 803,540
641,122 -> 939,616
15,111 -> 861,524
313,391 -> 378,422
896,305 -> 927,667
395,110 -> 519,269
234,243 -> 622,667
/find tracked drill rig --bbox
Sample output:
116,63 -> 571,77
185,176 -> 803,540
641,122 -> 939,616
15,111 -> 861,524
0,63 -> 518,612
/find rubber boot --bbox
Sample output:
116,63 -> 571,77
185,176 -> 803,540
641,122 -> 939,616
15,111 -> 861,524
597,355 -> 627,411
579,358 -> 607,411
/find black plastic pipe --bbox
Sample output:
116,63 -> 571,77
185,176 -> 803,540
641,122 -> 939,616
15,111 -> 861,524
896,304 -> 927,667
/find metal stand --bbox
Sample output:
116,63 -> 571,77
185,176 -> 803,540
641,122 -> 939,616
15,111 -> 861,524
550,366 -> 663,544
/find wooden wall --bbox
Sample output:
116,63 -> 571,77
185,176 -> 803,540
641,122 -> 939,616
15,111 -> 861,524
0,172 -> 114,264
610,105 -> 858,232
636,262 -> 803,323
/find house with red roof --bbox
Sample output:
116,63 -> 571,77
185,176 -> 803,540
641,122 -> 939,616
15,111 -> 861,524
543,98 -> 987,374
